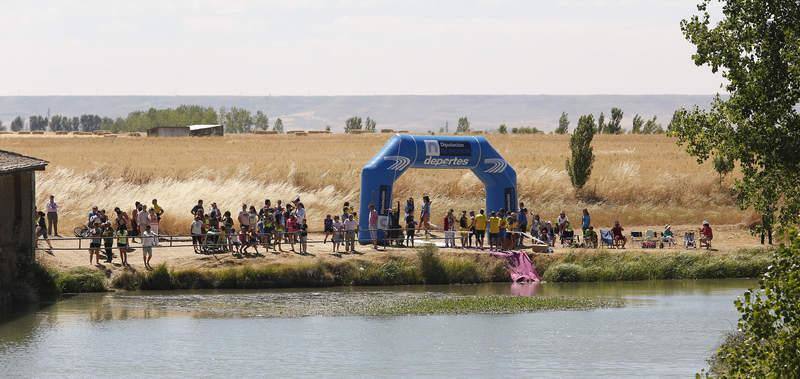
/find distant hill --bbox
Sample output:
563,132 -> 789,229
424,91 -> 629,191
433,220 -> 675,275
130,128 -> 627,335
0,95 -> 713,132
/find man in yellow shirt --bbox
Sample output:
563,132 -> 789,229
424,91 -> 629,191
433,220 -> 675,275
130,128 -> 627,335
473,209 -> 487,250
151,199 -> 164,221
488,212 -> 501,251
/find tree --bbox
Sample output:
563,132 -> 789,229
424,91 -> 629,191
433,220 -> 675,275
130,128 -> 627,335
11,116 -> 23,132
0,120 -> 5,131
254,111 -> 269,131
642,116 -> 663,134
498,124 -> 508,134
596,112 -> 605,134
325,125 -> 331,132
511,126 -> 543,134
345,116 -> 362,133
672,0 -> 800,225
79,114 -> 102,132
364,117 -> 376,132
566,114 -> 596,190
709,229 -> 800,376
555,112 -> 569,134
713,154 -> 735,185
631,114 -> 644,134
29,115 -> 48,131
273,118 -> 284,133
220,107 -> 253,133
604,107 -> 624,134
457,117 -> 471,133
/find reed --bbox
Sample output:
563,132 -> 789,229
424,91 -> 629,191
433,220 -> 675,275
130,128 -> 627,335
1,133 -> 752,234
363,295 -> 623,316
532,248 -> 771,282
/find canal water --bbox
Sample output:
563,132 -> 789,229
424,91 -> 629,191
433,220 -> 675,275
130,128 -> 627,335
0,279 -> 752,378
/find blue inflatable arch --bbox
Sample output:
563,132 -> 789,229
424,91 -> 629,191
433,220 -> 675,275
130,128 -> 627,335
358,134 -> 517,243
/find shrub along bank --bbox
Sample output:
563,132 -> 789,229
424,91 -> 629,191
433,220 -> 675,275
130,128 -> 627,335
107,247 -> 772,291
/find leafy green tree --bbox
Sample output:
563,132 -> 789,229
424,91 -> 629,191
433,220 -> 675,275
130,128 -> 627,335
631,114 -> 644,134
604,107 -> 624,134
596,112 -> 605,134
254,111 -> 269,131
273,118 -> 284,133
325,125 -> 331,132
10,116 -> 23,132
555,112 -> 569,134
0,120 -> 5,131
457,116 -> 471,133
713,154 -> 735,185
566,114 -> 596,190
345,116 -> 362,133
29,115 -> 48,131
498,124 -> 508,134
709,229 -> 800,376
365,117 -> 376,132
79,114 -> 102,132
69,116 -> 80,131
220,107 -> 253,133
642,116 -> 663,134
672,0 -> 800,225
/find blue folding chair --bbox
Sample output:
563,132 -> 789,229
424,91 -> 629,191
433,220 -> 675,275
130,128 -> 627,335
600,229 -> 614,248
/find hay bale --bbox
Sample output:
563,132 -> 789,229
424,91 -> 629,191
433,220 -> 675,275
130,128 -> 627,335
293,131 -> 308,136
17,131 -> 31,135
380,129 -> 395,133
396,130 -> 410,134
73,131 -> 91,136
55,131 -> 69,135
104,134 -> 117,138
93,130 -> 111,135
286,130 -> 305,134
126,132 -> 141,137
253,130 -> 270,135
348,130 -> 364,135
307,130 -> 328,134
0,131 -> 11,135
31,131 -> 45,135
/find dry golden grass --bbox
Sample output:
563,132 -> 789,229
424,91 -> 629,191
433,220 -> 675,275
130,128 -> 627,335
1,133 -> 751,234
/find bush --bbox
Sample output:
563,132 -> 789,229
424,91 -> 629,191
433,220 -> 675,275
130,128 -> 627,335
55,268 -> 107,293
543,263 -> 582,282
141,264 -> 172,290
417,246 -> 448,284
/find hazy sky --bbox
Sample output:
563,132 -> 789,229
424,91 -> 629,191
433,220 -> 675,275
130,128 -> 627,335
0,0 -> 724,95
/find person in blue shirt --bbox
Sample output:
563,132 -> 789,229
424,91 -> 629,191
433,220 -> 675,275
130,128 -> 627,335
581,208 -> 591,234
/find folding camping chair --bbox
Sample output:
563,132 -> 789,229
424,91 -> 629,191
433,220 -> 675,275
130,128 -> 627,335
561,230 -> 576,247
630,231 -> 643,246
600,229 -> 615,248
684,232 -> 697,249
641,229 -> 658,249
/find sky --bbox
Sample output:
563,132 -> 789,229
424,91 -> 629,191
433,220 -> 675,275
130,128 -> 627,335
0,0 -> 724,96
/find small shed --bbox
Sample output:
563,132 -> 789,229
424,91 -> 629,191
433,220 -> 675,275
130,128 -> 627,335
147,126 -> 190,137
0,150 -> 47,299
189,124 -> 224,136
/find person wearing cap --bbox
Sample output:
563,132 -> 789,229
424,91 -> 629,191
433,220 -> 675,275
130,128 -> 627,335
662,224 -> 675,247
700,221 -> 713,249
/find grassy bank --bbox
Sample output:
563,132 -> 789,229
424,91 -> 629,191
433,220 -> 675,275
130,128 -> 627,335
112,247 -> 508,290
106,247 -> 772,291
533,248 -> 770,282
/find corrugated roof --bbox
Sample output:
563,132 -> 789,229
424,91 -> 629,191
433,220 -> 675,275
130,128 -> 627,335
189,124 -> 221,131
0,150 -> 48,174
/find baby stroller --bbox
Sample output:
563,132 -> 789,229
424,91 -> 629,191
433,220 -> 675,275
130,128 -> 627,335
684,232 -> 696,249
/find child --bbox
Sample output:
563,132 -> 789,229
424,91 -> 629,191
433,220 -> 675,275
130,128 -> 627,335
35,211 -> 53,252
405,215 -> 416,248
274,218 -> 284,252
299,221 -> 308,254
286,215 -> 298,252
332,215 -> 343,253
248,228 -> 260,255
263,214 -> 275,251
323,214 -> 334,244
237,227 -> 248,255
116,224 -> 129,266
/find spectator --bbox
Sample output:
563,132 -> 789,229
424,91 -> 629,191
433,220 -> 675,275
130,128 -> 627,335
488,212 -> 500,251
405,197 -> 415,217
140,225 -> 156,269
420,195 -> 432,237
88,221 -> 102,265
444,209 -> 456,248
368,204 -> 379,249
530,214 -> 542,242
611,220 -> 626,248
332,215 -> 343,253
517,208 -> 528,248
459,210 -> 469,248
295,202 -> 306,225
45,195 -> 60,237
700,220 -> 713,249
344,214 -> 357,253
102,222 -> 114,263
557,211 -> 569,235
151,199 -> 164,221
116,224 -> 129,266
662,224 -> 675,246
130,203 -> 141,242
148,208 -> 159,246
581,209 -> 591,234
191,200 -> 204,217
405,214 -> 417,248
35,211 -> 53,252
137,204 -> 149,239
238,204 -> 250,230
191,215 -> 204,253
299,220 -> 308,254
323,214 -> 334,244
584,225 -> 598,248
474,209 -> 487,249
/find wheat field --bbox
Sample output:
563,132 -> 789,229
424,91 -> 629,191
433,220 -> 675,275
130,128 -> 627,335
1,133 -> 750,234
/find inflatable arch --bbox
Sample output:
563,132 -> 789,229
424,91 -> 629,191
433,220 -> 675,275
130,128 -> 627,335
358,134 -> 517,243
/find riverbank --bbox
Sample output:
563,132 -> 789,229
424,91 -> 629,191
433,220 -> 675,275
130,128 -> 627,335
38,243 -> 772,293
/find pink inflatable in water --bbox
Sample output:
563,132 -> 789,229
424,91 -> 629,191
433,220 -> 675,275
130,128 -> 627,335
490,251 -> 541,282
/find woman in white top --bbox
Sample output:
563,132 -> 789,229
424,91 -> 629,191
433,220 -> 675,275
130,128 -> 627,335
148,208 -> 160,245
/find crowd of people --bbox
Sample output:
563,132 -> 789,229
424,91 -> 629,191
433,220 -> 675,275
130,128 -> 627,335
35,194 -> 721,268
